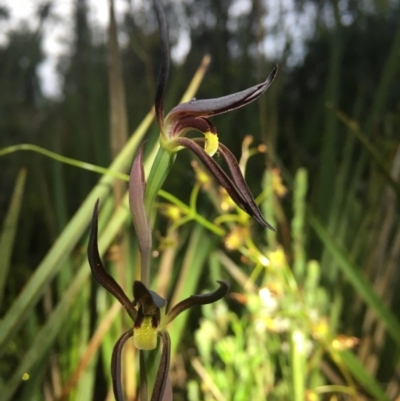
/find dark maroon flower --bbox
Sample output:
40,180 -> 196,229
88,201 -> 229,400
153,0 -> 277,230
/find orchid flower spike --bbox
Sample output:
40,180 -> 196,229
88,201 -> 230,401
152,0 -> 277,230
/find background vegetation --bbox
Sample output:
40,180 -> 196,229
0,0 -> 399,400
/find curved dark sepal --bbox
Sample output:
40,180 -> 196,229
153,0 -> 170,129
167,65 -> 278,120
111,328 -> 134,401
88,200 -> 137,320
174,138 -> 273,229
164,280 -> 230,325
217,143 -> 275,230
174,138 -> 249,208
150,331 -> 171,401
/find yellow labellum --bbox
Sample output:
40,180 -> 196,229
204,131 -> 219,157
134,317 -> 158,350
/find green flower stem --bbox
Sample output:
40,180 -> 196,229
0,144 -> 130,181
290,329 -> 306,401
158,190 -> 225,237
315,385 -> 363,397
0,168 -> 26,308
213,213 -> 244,225
167,215 -> 196,235
189,182 -> 201,211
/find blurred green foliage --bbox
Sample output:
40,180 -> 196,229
0,0 -> 399,400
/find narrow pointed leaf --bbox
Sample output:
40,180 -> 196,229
108,0 -> 128,158
151,331 -> 171,401
166,65 -> 278,120
88,200 -> 137,320
111,329 -> 134,401
0,168 -> 26,308
129,143 -> 152,283
164,280 -> 229,325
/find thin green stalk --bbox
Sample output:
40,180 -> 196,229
292,168 -> 307,281
304,260 -> 320,309
158,189 -> 225,237
318,4 -> 343,222
167,214 -> 196,235
0,144 -> 129,182
189,182 -> 201,212
291,330 -> 305,401
262,170 -> 277,248
0,168 -> 26,308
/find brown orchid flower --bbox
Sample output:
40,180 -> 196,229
88,200 -> 230,401
152,0 -> 278,230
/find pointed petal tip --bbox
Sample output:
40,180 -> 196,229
269,64 -> 279,81
163,280 -> 230,326
266,224 -> 276,232
254,215 -> 276,231
216,280 -> 230,293
92,198 -> 100,218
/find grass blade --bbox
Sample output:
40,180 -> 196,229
0,168 -> 27,308
308,212 -> 400,347
2,196 -> 130,401
339,350 -> 390,401
0,112 -> 153,354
